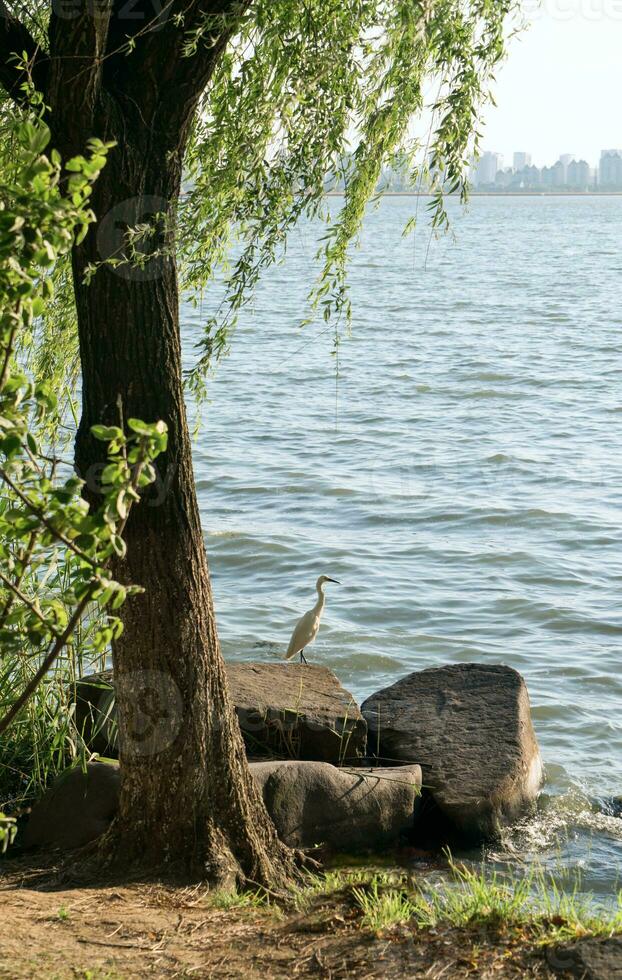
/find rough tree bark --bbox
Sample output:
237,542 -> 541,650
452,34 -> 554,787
0,0 -> 297,884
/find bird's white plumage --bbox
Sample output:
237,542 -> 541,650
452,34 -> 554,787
285,608 -> 322,659
284,575 -> 339,661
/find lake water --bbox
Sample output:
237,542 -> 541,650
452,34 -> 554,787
182,196 -> 622,899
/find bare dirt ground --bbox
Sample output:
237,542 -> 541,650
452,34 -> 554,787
0,858 -> 562,979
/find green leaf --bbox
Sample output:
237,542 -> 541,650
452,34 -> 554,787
111,585 -> 127,609
115,490 -> 128,520
110,534 -> 127,558
91,425 -> 124,442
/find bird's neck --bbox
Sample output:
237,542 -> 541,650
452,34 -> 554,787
313,584 -> 326,614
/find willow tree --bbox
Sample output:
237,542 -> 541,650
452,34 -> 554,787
0,0 -> 516,883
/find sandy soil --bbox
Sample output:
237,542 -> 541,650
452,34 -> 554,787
0,859 -> 562,979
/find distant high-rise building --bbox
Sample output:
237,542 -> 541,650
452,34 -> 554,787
540,166 -> 554,189
559,153 -> 574,183
473,151 -> 503,187
599,150 -> 622,188
567,159 -> 591,190
512,164 -> 541,189
551,160 -> 565,188
513,152 -> 532,171
495,167 -> 513,189
524,164 -> 541,188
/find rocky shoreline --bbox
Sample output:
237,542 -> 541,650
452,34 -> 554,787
12,670 -> 622,979
24,661 -> 544,856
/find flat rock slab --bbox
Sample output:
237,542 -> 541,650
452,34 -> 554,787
228,664 -> 367,763
361,663 -> 543,842
74,662 -> 367,764
547,937 -> 622,978
252,760 -> 422,850
22,759 -> 421,853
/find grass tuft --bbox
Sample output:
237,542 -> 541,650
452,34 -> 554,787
352,877 -> 416,931
287,857 -> 622,943
399,857 -> 622,945
208,887 -> 273,912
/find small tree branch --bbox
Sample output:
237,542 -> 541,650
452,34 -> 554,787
0,531 -> 55,633
0,313 -> 18,391
0,444 -> 154,738
0,468 -> 99,570
0,0 -> 45,104
0,529 -> 37,628
0,562 -> 62,638
0,588 -> 94,738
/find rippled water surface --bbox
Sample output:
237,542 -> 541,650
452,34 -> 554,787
182,196 -> 622,895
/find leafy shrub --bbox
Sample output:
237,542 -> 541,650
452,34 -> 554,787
0,91 -> 166,820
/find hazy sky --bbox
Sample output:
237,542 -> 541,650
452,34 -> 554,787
480,2 -> 622,167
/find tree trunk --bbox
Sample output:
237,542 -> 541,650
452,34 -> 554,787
72,132 -> 295,885
0,0 -> 294,889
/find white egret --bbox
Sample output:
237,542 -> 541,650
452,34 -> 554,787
284,575 -> 340,664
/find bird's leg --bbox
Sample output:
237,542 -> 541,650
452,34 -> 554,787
300,650 -> 308,665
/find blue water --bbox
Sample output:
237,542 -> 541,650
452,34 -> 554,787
182,196 -> 622,896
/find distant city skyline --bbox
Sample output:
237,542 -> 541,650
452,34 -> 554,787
471,148 -> 622,192
475,147 -> 622,173
479,5 -> 621,164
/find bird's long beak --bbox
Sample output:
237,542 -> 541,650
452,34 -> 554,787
326,578 -> 340,584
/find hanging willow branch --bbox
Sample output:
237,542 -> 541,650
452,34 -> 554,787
0,0 -> 519,403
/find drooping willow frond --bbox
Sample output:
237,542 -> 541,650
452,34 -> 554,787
0,0 -> 520,401
178,0 -> 518,393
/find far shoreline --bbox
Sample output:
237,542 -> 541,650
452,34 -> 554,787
325,190 -> 622,197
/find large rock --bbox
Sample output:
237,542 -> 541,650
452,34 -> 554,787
22,761 -> 120,850
547,937 -> 622,978
229,664 -> 367,764
23,759 -> 421,853
252,760 -> 422,850
74,663 -> 367,764
361,663 -> 543,842
74,672 -> 116,756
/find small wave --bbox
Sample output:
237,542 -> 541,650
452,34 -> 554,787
467,388 -> 526,400
484,452 -> 514,463
494,788 -> 622,860
472,372 -> 516,383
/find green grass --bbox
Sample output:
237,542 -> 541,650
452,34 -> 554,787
352,877 -> 417,931
408,858 -> 622,942
207,886 -> 275,912
0,558 -> 107,813
286,857 -> 622,943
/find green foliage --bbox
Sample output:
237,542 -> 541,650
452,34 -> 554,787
352,876 -> 417,931
0,77 -> 103,437
289,868 -> 371,912
289,862 -> 622,942
0,606 -> 108,809
0,103 -> 167,816
179,0 -> 518,390
0,811 -> 16,851
208,887 -> 273,911
0,4 -> 519,402
409,859 -> 622,941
